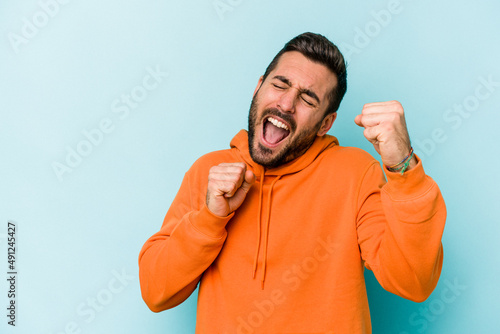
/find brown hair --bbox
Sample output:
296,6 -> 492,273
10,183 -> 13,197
262,32 -> 347,115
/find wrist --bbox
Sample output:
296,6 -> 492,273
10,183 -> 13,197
190,205 -> 233,239
385,147 -> 415,174
405,155 -> 418,171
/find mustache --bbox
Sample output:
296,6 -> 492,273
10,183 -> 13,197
261,108 -> 296,132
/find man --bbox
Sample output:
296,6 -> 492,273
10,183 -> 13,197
139,32 -> 446,333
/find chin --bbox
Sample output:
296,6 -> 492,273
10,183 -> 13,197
250,139 -> 289,169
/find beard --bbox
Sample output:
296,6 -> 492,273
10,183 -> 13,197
247,92 -> 323,169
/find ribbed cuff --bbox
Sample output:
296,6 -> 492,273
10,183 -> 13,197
383,155 -> 433,199
189,204 -> 234,239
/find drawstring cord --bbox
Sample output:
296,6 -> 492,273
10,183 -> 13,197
251,168 -> 281,289
260,175 -> 281,289
252,169 -> 265,279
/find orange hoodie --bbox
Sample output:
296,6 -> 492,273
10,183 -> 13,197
139,130 -> 446,333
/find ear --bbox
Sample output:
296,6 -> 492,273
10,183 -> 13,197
253,76 -> 264,97
317,112 -> 337,136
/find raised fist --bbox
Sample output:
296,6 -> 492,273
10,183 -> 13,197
206,162 -> 255,217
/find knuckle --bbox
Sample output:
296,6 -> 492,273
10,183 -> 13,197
219,181 -> 232,191
389,112 -> 399,122
233,166 -> 243,175
236,163 -> 246,172
392,101 -> 404,112
227,175 -> 239,183
383,123 -> 394,133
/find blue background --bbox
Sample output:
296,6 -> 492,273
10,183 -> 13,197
1,0 -> 499,333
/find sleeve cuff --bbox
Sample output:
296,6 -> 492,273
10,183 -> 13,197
383,154 -> 434,199
188,204 -> 235,239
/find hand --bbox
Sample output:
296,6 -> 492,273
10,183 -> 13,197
206,162 -> 255,217
354,100 -> 416,169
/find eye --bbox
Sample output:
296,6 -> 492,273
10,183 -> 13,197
272,83 -> 286,90
301,95 -> 314,107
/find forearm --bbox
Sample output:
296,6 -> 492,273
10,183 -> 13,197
358,159 -> 446,301
139,202 -> 232,311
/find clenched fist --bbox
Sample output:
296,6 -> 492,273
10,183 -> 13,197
206,162 -> 255,217
354,100 -> 417,170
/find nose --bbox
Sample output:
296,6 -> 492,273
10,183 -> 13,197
277,88 -> 297,113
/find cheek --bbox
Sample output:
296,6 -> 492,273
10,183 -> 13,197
296,113 -> 321,131
260,86 -> 285,104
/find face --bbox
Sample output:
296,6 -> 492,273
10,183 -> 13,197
248,51 -> 338,168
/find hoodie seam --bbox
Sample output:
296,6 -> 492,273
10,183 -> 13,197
354,160 -> 381,222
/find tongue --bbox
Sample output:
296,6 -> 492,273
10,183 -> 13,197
264,121 -> 289,144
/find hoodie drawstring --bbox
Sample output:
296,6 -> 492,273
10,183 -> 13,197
260,175 -> 281,289
252,170 -> 265,279
252,170 -> 281,289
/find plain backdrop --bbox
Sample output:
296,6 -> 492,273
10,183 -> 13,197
1,0 -> 499,333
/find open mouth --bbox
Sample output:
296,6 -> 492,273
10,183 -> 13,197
262,116 -> 290,147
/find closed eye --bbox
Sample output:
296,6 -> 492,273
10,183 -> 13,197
272,83 -> 286,90
301,95 -> 314,107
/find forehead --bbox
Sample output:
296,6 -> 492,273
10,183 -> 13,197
270,51 -> 337,100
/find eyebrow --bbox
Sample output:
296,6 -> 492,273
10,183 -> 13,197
272,75 -> 321,104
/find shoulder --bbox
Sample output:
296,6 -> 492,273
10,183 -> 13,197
321,145 -> 379,168
312,145 -> 383,184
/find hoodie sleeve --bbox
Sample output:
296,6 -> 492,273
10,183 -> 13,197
356,156 -> 446,302
138,166 -> 233,312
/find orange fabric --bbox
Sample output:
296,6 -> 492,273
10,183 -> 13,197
139,130 -> 446,333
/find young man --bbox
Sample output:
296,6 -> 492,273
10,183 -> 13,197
139,32 -> 446,333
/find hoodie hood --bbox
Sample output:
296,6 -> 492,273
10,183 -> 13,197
229,130 -> 339,288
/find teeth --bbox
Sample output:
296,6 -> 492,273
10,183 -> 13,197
267,117 -> 289,131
